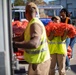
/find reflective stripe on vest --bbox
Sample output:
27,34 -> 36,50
25,47 -> 47,54
48,41 -> 66,44
25,39 -> 47,54
41,39 -> 47,45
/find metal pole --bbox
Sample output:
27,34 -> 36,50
7,0 -> 14,74
2,0 -> 14,75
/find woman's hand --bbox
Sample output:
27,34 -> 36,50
61,29 -> 68,40
48,30 -> 55,41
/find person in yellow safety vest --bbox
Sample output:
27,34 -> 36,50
13,2 -> 50,75
48,16 -> 67,75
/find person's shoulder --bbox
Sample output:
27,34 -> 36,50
31,22 -> 42,29
66,17 -> 71,21
66,17 -> 72,24
66,17 -> 70,20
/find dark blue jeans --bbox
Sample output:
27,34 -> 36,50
69,36 -> 76,58
65,38 -> 70,67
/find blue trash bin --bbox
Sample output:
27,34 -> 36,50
40,18 -> 52,26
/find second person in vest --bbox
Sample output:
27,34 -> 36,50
48,16 -> 67,75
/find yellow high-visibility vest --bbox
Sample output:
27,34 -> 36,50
48,37 -> 67,55
24,18 -> 50,63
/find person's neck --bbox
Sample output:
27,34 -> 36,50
29,16 -> 36,21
